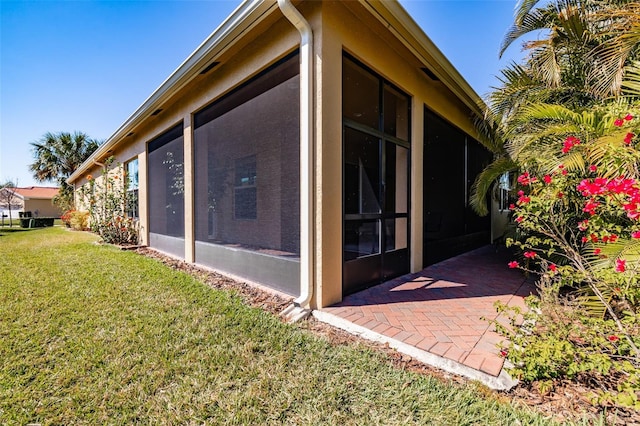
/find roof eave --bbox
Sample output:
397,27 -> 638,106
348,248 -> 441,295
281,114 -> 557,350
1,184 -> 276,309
359,0 -> 486,117
68,0 -> 279,184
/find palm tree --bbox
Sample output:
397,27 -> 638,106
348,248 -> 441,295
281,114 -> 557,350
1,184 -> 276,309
30,131 -> 100,211
470,0 -> 640,216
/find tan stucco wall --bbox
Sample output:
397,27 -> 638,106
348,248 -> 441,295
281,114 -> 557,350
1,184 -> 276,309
71,0 -> 482,309
24,199 -> 62,217
312,1 -> 480,308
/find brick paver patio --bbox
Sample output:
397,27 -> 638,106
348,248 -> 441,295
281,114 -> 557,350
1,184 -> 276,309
320,245 -> 536,382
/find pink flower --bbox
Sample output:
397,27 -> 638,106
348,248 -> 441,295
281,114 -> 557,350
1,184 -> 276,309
509,203 -> 516,210
515,216 -> 524,223
517,172 -> 531,186
589,165 -> 597,173
561,169 -> 568,176
524,251 -> 537,259
616,259 -> 626,272
581,237 -> 589,243
614,118 -> 624,127
508,261 -> 519,269
578,219 -> 589,231
608,335 -> 620,342
624,133 -> 635,145
624,114 -> 634,121
518,194 -> 531,205
632,231 -> 640,239
543,174 -> 552,184
562,136 -> 581,153
583,199 -> 600,215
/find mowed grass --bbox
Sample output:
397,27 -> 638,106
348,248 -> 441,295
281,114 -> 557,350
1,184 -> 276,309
0,227 -> 556,425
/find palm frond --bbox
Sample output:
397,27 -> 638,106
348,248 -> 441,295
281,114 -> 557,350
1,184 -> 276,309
622,60 -> 640,97
469,157 -> 518,216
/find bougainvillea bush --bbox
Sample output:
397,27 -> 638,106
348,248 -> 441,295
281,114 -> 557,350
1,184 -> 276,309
500,107 -> 640,408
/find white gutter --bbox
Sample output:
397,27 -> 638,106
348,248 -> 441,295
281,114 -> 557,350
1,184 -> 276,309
277,0 -> 314,321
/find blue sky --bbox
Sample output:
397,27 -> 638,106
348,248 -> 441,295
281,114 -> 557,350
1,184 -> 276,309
0,0 -> 526,188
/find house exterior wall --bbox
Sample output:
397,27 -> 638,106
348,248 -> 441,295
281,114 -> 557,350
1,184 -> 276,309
312,1 -> 481,308
71,0 -> 486,309
25,199 -> 62,217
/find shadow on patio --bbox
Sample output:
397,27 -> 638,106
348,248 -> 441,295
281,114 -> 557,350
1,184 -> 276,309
315,245 -> 536,390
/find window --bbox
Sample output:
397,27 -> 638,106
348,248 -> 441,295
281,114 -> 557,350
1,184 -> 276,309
148,123 -> 184,238
125,158 -> 139,218
498,172 -> 512,211
193,52 -> 300,255
234,155 -> 257,219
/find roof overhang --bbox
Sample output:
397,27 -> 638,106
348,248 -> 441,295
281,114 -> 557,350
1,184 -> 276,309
68,0 -> 279,184
69,0 -> 485,184
359,0 -> 485,117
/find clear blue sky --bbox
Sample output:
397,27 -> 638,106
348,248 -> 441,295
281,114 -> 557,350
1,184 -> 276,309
0,0 -> 526,188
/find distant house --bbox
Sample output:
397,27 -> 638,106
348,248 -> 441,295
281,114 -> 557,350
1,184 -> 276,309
68,0 -> 507,312
0,186 -> 62,220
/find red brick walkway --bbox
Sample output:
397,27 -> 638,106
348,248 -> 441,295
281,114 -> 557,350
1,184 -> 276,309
320,245 -> 535,382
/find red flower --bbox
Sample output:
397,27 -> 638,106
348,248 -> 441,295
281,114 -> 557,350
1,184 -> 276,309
557,191 -> 564,198
562,136 -> 581,153
616,259 -> 626,272
581,237 -> 589,243
561,169 -> 568,176
624,133 -> 635,145
614,118 -> 624,127
543,174 -> 552,184
624,114 -> 634,121
518,194 -> 531,205
608,335 -> 620,342
515,216 -> 524,223
609,234 -> 618,243
508,261 -> 519,269
594,248 -> 602,255
549,264 -> 557,272
509,203 -> 516,210
500,349 -> 509,357
517,172 -> 531,186
632,231 -> 640,239
589,165 -> 597,173
583,199 -> 600,215
524,251 -> 537,259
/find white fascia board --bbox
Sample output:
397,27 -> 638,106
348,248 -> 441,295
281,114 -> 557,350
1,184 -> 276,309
360,0 -> 486,117
68,0 -> 278,184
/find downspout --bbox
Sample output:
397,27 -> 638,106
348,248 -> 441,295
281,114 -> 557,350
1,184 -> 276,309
278,0 -> 314,321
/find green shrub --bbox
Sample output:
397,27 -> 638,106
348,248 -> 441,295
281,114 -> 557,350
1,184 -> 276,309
501,107 -> 640,408
69,210 -> 89,231
79,157 -> 139,245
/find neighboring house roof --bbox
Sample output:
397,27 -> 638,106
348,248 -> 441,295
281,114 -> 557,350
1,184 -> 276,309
68,0 -> 484,184
4,186 -> 59,200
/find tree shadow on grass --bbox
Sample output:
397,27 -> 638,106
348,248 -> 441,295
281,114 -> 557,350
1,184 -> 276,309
0,228 -> 33,237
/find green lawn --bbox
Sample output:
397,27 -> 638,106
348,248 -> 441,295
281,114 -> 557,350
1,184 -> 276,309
0,227 -> 559,425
